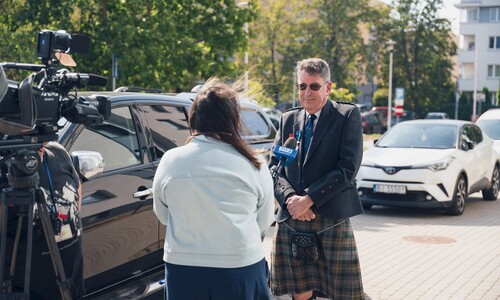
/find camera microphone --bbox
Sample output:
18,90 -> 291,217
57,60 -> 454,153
58,72 -> 108,87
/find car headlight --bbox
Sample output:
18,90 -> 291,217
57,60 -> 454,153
413,157 -> 455,171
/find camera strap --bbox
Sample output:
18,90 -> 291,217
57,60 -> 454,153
43,153 -> 57,215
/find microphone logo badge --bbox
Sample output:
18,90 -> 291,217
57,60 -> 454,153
273,145 -> 298,168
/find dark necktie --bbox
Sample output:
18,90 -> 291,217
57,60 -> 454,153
302,114 -> 316,159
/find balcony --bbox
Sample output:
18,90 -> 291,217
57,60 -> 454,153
458,49 -> 475,63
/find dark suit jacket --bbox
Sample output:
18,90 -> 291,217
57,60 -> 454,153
271,100 -> 364,222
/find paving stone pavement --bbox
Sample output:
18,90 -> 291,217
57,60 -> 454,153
262,192 -> 500,300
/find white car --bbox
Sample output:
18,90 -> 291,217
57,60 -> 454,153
476,108 -> 500,157
356,120 -> 499,215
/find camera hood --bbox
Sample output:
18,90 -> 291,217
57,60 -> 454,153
0,66 -> 37,135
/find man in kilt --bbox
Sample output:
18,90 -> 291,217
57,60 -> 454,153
269,58 -> 365,300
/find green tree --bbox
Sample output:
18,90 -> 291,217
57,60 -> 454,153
379,0 -> 456,118
373,88 -> 389,106
329,83 -> 356,102
0,0 -> 254,92
249,0 -> 304,107
303,0 -> 384,94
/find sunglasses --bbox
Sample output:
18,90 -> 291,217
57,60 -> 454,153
297,82 -> 328,91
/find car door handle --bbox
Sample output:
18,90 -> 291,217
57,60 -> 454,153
133,188 -> 153,199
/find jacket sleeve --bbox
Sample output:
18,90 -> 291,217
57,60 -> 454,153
153,157 -> 170,226
305,106 -> 363,207
256,156 -> 276,235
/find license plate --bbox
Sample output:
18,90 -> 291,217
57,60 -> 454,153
374,184 -> 406,194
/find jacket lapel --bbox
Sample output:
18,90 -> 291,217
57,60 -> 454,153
294,111 -> 306,165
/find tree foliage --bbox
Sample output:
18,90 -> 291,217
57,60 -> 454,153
329,83 -> 356,102
246,0 -> 305,106
0,0 -> 255,92
379,0 -> 456,118
1,0 -> 459,115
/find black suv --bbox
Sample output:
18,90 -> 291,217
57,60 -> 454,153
58,88 -> 276,298
58,90 -> 193,298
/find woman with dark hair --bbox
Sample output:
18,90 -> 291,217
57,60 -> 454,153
153,78 -> 275,300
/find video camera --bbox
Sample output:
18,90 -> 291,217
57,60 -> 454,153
0,29 -> 111,150
0,30 -> 110,299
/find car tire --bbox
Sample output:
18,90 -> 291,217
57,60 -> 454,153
362,203 -> 373,210
445,175 -> 467,216
482,164 -> 499,201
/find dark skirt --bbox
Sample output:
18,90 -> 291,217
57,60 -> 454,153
165,258 -> 270,300
270,215 -> 364,299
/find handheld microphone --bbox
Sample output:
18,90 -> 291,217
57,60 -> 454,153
274,137 -> 298,168
271,137 -> 298,184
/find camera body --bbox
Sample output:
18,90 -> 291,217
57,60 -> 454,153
0,29 -> 110,147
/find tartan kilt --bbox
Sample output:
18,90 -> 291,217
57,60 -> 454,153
270,214 -> 364,299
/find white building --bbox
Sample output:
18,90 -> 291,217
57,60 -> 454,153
455,0 -> 500,103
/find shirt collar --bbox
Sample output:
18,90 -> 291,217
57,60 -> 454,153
306,111 -> 321,121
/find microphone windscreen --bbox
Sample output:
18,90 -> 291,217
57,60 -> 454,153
283,137 -> 297,150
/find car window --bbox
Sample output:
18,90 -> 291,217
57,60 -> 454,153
69,106 -> 141,171
240,108 -> 271,138
377,123 -> 457,149
140,104 -> 190,159
477,120 -> 500,139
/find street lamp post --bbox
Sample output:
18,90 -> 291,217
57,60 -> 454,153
387,39 -> 396,129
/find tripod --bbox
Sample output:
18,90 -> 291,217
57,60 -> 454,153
0,148 -> 72,300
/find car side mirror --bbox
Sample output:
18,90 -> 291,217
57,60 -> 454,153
71,150 -> 105,181
461,141 -> 475,151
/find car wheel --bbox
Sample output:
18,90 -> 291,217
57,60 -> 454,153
482,164 -> 499,201
362,203 -> 373,210
445,175 -> 467,216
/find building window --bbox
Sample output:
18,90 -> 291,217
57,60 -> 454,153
487,65 -> 500,78
489,37 -> 500,49
467,8 -> 479,22
490,7 -> 500,21
468,41 -> 475,50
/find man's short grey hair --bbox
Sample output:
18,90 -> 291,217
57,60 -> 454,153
296,58 -> 331,82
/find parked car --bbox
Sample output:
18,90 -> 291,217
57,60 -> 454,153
266,114 -> 280,130
371,106 -> 392,121
356,120 -> 499,215
476,108 -> 500,156
176,91 -> 277,162
56,89 -> 193,298
262,107 -> 282,130
391,110 -> 416,126
56,87 -> 277,298
355,103 -> 370,113
371,106 -> 415,126
425,112 -> 450,119
361,111 -> 386,134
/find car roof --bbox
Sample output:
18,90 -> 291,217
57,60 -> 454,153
176,91 -> 264,109
79,91 -> 193,106
395,119 -> 472,126
477,108 -> 500,121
